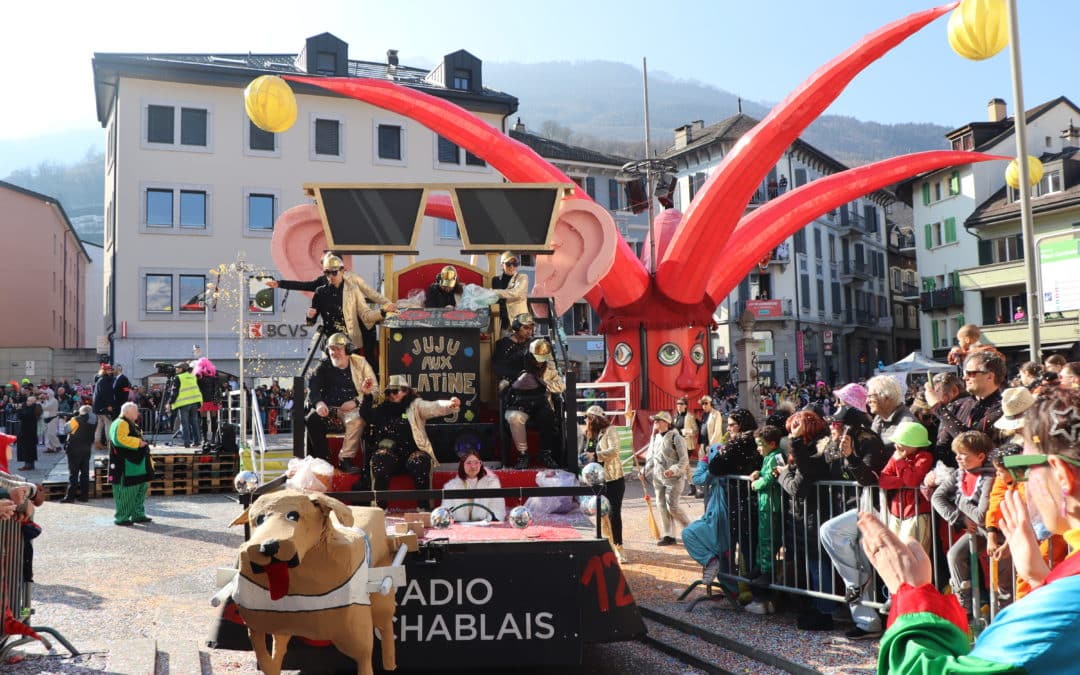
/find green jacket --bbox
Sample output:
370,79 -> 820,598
751,448 -> 783,513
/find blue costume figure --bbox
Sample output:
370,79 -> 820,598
682,441 -> 732,591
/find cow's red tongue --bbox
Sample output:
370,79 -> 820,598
265,561 -> 290,600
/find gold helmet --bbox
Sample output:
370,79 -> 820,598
322,254 -> 344,272
529,338 -> 553,363
500,251 -> 519,266
326,333 -> 349,350
437,265 -> 458,289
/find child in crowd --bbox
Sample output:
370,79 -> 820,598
748,425 -> 785,591
930,430 -> 996,615
877,420 -> 934,554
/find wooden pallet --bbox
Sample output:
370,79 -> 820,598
41,482 -> 68,501
147,479 -> 192,497
194,477 -> 235,494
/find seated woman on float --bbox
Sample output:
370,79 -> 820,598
440,450 -> 506,522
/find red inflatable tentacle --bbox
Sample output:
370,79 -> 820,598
424,193 -> 455,221
284,75 -> 585,196
599,236 -> 652,308
656,2 -> 959,304
703,150 -> 1008,306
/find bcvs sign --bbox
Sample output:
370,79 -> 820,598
246,323 -> 313,339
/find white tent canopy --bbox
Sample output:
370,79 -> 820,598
876,351 -> 954,374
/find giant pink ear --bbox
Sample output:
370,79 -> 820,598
270,204 -> 330,287
533,199 -> 619,316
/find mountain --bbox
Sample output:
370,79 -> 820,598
3,149 -> 105,246
485,60 -> 951,165
0,128 -> 103,178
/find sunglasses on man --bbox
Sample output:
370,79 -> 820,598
503,260 -> 519,267
1003,452 -> 1080,482
384,387 -> 407,395
324,269 -> 341,276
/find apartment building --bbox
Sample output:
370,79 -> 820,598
92,35 -> 517,381
898,96 -> 1080,361
663,116 -> 894,386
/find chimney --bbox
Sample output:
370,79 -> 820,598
513,117 -> 525,133
387,49 -> 399,67
1062,119 -> 1080,148
693,120 -> 705,131
988,98 -> 1007,122
674,124 -> 692,150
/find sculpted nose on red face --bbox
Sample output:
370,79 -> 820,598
675,353 -> 700,394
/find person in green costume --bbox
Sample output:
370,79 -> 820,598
109,402 -> 153,526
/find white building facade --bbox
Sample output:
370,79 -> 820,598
664,116 -> 894,386
92,36 -> 517,382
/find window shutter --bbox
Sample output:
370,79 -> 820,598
924,223 -> 933,249
315,119 -> 340,155
950,271 -> 960,288
437,135 -> 459,163
921,183 -> 931,205
949,171 -> 961,195
377,124 -> 401,160
931,320 -> 940,348
978,239 -> 993,265
957,314 -> 965,330
944,217 -> 957,243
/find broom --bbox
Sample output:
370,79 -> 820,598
637,467 -> 661,540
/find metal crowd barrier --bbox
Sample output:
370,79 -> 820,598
0,516 -> 78,659
682,476 -> 1041,631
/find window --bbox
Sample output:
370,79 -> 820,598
146,189 -> 173,227
816,279 -> 826,312
143,185 -> 211,232
315,118 -> 341,156
145,274 -> 172,313
608,179 -> 620,210
1037,170 -> 1062,196
144,104 -> 209,148
249,121 -> 275,152
147,105 -> 174,143
800,273 -> 811,310
316,51 -> 337,76
934,181 -> 942,201
943,217 -> 956,244
924,222 -> 943,248
249,277 -> 275,314
452,68 -> 472,90
437,218 -> 459,241
689,172 -> 706,201
992,234 -> 1024,263
794,168 -> 807,187
828,233 -> 836,262
248,193 -> 275,231
377,124 -> 402,160
179,191 -> 207,228
437,136 -> 460,164
813,228 -> 822,260
831,281 -> 842,314
949,171 -> 961,195
179,275 -> 206,313
465,151 -> 486,167
585,177 -> 596,200
793,229 -> 806,254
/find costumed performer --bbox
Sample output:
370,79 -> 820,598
109,402 -> 153,526
440,450 -> 506,522
579,405 -> 626,563
490,251 -> 529,331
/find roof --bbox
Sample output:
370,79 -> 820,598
661,113 -> 895,203
508,128 -> 630,166
92,47 -> 518,125
0,180 -> 90,261
966,147 -> 1080,228
896,96 -> 1080,203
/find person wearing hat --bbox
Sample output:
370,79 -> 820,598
878,421 -> 935,557
504,338 -> 566,469
579,405 -> 626,562
673,397 -> 700,497
425,265 -> 463,308
819,382 -> 890,639
642,410 -> 690,545
91,363 -> 116,450
697,395 -> 725,466
168,360 -> 203,448
306,333 -> 377,473
265,252 -> 397,371
925,350 -> 1006,468
490,251 -> 529,330
493,313 -> 535,390
368,374 -> 460,509
993,387 -> 1036,438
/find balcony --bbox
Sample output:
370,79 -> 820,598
958,260 -> 1023,292
738,298 -> 794,321
920,286 -> 964,311
896,233 -> 916,250
980,313 -> 1080,348
892,282 -> 919,299
840,260 -> 872,282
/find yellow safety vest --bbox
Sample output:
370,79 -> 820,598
173,371 -> 203,408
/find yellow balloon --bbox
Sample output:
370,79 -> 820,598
1005,155 -> 1044,189
244,75 -> 297,133
947,0 -> 1009,61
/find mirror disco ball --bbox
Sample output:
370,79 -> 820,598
508,505 -> 533,529
233,471 -> 260,495
430,506 -> 454,529
580,495 -> 611,517
580,462 -> 606,486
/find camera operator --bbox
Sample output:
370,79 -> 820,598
306,333 -> 377,473
167,361 -> 203,448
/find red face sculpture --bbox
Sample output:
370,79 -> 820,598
277,3 -> 1005,449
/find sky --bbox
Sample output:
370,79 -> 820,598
2,1 -> 1072,141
